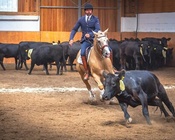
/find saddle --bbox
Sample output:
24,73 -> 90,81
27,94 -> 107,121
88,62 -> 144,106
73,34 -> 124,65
85,46 -> 92,59
77,46 -> 92,64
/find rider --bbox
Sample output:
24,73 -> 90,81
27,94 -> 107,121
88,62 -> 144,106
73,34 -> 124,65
69,3 -> 101,80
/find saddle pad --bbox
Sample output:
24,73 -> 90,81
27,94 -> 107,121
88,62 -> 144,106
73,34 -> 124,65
77,47 -> 92,64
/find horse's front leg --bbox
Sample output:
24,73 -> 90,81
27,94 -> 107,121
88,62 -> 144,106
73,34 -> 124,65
79,73 -> 96,101
92,74 -> 104,99
83,80 -> 96,100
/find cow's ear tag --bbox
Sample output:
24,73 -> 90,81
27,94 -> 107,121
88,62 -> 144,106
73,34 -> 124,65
52,42 -> 58,45
162,50 -> 166,58
28,49 -> 33,59
25,50 -> 28,52
163,47 -> 168,50
140,47 -> 143,55
119,76 -> 125,91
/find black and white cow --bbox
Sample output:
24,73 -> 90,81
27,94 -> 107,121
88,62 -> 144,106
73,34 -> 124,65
27,43 -> 69,75
0,43 -> 19,70
102,70 -> 175,125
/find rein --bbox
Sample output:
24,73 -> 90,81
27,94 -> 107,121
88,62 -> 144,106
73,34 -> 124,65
101,45 -> 108,50
97,35 -> 108,55
94,43 -> 104,59
94,39 -> 108,58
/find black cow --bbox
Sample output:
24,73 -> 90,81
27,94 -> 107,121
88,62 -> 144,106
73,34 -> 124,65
49,41 -> 70,72
102,70 -> 175,125
142,37 -> 171,69
145,42 -> 170,70
142,37 -> 171,47
124,37 -> 140,42
27,43 -> 69,75
0,43 -> 19,70
67,40 -> 81,71
151,43 -> 165,69
109,39 -> 121,70
165,48 -> 174,66
60,41 -> 70,71
119,40 -> 150,70
18,41 -> 52,70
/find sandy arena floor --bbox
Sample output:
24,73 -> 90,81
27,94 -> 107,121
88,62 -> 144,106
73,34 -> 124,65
0,64 -> 175,140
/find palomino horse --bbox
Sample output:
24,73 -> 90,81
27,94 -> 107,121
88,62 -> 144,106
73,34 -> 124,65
76,29 -> 115,100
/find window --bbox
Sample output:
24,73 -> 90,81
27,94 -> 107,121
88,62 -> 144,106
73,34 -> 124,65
0,0 -> 18,12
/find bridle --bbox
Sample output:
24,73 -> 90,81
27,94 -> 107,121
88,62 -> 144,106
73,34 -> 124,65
96,35 -> 110,57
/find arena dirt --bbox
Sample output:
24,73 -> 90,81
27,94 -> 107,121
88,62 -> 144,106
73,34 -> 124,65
0,64 -> 175,140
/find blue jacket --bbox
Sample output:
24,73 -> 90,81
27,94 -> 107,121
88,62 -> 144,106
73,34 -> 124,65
69,15 -> 101,42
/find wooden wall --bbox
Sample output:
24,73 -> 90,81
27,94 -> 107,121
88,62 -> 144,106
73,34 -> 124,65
40,0 -> 175,31
1,0 -> 175,65
0,31 -> 121,43
40,0 -> 118,31
18,0 -> 38,13
1,0 -> 175,31
123,0 -> 175,17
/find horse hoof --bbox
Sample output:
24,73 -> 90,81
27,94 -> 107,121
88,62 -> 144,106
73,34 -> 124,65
100,98 -> 105,102
99,94 -> 105,102
89,96 -> 97,102
109,98 -> 118,105
89,98 -> 98,105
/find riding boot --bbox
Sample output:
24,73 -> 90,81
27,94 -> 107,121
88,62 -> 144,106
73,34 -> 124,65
81,56 -> 89,80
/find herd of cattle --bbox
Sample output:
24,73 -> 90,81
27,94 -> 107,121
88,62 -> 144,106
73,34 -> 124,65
0,37 -> 173,75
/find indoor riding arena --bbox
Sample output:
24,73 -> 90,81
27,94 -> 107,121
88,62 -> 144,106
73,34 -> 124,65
0,0 -> 175,140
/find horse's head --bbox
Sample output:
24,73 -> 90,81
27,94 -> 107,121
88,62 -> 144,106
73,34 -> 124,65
92,28 -> 110,58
